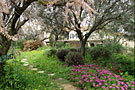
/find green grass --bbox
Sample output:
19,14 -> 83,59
4,46 -> 72,90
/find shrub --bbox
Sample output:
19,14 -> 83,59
54,42 -> 65,48
69,48 -> 78,52
47,49 -> 57,57
0,62 -> 5,78
88,46 -> 112,61
104,40 -> 124,53
111,54 -> 135,75
0,64 -> 26,89
56,49 -> 69,61
13,39 -> 26,50
23,40 -> 43,51
65,52 -> 85,66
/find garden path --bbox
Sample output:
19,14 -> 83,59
21,57 -> 79,90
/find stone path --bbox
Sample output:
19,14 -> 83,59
60,84 -> 78,90
21,56 -> 78,90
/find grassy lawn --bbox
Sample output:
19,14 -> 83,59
4,47 -> 72,90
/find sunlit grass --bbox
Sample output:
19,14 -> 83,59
6,46 -> 72,89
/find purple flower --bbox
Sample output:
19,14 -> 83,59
131,81 -> 135,84
112,84 -> 115,86
93,83 -> 95,87
105,83 -> 108,85
121,87 -> 124,90
121,82 -> 125,85
106,87 -> 109,89
99,83 -> 102,86
96,85 -> 99,87
119,78 -> 122,80
84,87 -> 87,90
116,86 -> 119,89
109,86 -> 112,88
102,86 -> 105,88
75,77 -> 78,80
90,79 -> 93,82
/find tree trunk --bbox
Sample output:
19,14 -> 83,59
0,35 -> 11,78
55,34 -> 58,41
80,40 -> 86,57
0,35 -> 11,56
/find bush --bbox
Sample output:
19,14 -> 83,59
0,64 -> 26,89
56,49 -> 69,61
88,46 -> 112,61
14,39 -> 26,49
65,52 -> 85,66
23,40 -> 43,51
47,49 -> 57,57
104,40 -> 124,53
111,54 -> 135,75
69,48 -> 78,52
54,42 -> 65,48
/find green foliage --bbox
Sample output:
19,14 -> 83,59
104,40 -> 125,53
49,34 -> 54,47
47,49 -> 57,57
69,48 -> 78,52
65,52 -> 85,66
87,46 -> 112,61
0,63 -> 26,89
54,42 -> 65,49
56,49 -> 69,61
0,62 -> 5,79
111,54 -> 135,75
64,43 -> 72,49
12,39 -> 26,49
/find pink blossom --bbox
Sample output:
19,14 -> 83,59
93,83 -> 95,87
75,77 -> 78,80
106,87 -> 109,89
102,86 -> 105,88
121,87 -> 125,90
84,87 -> 87,90
109,86 -> 112,88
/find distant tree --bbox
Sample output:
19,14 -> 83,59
38,5 -> 68,41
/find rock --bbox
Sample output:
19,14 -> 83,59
48,73 -> 55,76
29,65 -> 33,68
57,78 -> 63,81
21,58 -> 27,62
31,68 -> 38,70
60,83 -> 78,90
23,64 -> 29,66
38,71 -> 45,73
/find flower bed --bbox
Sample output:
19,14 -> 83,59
70,64 -> 135,90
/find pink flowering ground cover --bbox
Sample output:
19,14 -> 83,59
70,64 -> 135,90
